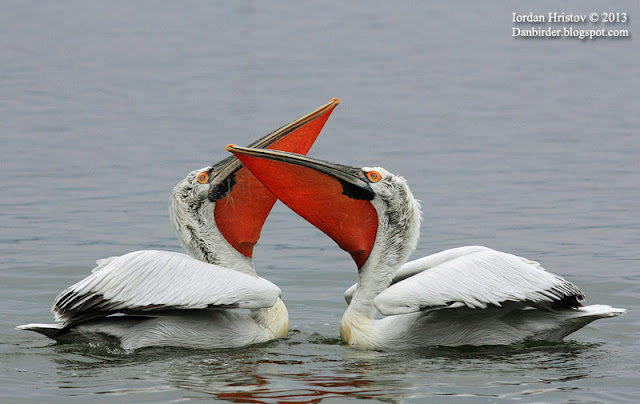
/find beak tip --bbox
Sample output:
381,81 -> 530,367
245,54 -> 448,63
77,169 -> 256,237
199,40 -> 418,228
331,98 -> 340,104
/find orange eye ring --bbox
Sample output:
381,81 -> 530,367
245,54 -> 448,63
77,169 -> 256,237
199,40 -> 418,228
197,172 -> 209,184
366,171 -> 381,183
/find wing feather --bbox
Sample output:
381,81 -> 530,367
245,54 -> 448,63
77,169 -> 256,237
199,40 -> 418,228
53,250 -> 281,322
374,247 -> 585,316
344,246 -> 491,304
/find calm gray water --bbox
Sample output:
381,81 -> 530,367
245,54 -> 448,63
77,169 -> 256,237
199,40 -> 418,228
2,1 -> 639,402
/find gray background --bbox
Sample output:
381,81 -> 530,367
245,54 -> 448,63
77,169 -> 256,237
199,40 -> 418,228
2,1 -> 638,402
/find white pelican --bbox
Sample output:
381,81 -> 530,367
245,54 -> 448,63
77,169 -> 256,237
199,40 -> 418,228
17,99 -> 340,350
226,145 -> 626,349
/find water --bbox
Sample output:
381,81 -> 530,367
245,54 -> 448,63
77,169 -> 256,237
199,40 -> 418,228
1,1 -> 639,402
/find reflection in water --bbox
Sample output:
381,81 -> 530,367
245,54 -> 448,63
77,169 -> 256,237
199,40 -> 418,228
210,373 -> 389,403
49,334 -> 599,403
165,338 -> 407,403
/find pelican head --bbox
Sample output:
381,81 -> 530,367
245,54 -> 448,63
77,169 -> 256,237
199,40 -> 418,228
170,99 -> 340,274
169,156 -> 255,273
225,145 -> 422,275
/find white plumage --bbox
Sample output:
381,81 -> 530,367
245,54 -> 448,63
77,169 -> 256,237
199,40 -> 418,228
374,246 -> 584,315
53,250 -> 281,322
17,173 -> 291,349
226,146 -> 626,349
17,99 -> 340,349
346,173 -> 625,348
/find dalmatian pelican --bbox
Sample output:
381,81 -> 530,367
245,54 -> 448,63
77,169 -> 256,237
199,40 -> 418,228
227,145 -> 625,348
17,99 -> 339,350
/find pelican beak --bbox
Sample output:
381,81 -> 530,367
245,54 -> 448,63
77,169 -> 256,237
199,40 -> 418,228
210,99 -> 340,259
226,145 -> 379,269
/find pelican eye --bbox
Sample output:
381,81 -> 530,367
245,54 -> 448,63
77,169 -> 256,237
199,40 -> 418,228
197,172 -> 209,184
366,171 -> 381,183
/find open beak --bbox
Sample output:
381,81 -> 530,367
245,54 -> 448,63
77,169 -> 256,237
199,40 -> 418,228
212,99 -> 340,258
226,145 -> 379,269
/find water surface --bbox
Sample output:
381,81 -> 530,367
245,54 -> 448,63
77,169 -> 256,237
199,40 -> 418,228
2,1 -> 639,402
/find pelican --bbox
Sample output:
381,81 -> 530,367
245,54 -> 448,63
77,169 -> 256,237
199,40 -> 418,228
226,145 -> 626,349
17,99 -> 340,350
